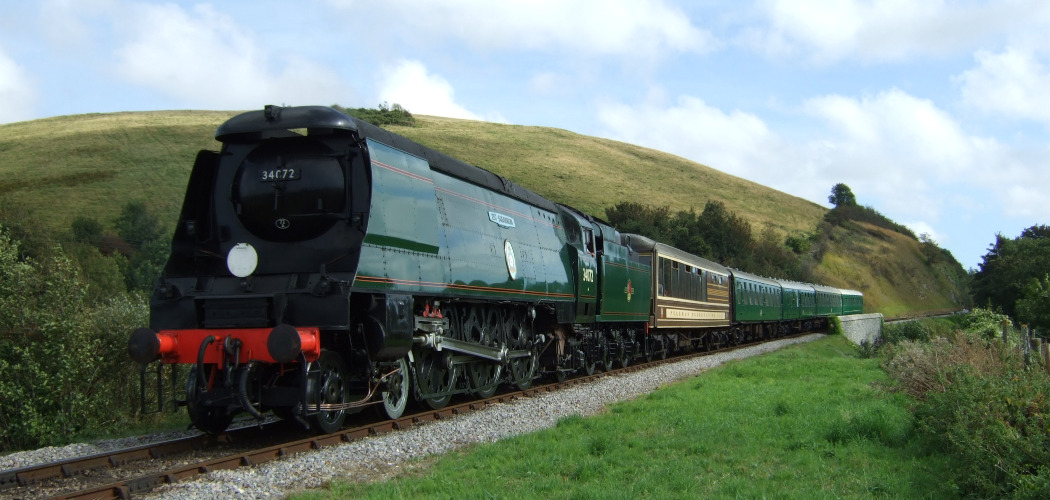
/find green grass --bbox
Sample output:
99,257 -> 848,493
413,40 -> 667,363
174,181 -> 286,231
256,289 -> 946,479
296,336 -> 955,499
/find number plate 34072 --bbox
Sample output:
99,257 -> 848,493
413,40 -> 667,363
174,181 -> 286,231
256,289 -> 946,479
261,168 -> 299,182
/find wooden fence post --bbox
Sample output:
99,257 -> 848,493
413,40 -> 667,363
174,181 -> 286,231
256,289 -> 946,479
1002,319 -> 1009,345
1043,342 -> 1050,375
1034,337 -> 1043,370
1024,326 -> 1031,368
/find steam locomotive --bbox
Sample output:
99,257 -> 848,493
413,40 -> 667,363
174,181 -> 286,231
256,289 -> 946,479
129,105 -> 861,434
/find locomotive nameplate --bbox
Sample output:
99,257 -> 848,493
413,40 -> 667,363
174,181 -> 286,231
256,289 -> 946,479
488,211 -> 516,228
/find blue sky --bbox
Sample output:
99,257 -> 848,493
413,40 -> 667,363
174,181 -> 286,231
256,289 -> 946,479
2,0 -> 1048,270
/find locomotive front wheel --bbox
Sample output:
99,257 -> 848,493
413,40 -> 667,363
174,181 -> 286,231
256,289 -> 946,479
310,349 -> 350,434
186,365 -> 233,435
380,357 -> 410,420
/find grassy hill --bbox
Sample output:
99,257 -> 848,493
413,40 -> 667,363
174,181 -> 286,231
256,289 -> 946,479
0,110 -> 966,315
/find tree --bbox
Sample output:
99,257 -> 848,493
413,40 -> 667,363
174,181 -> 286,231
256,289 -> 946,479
697,200 -> 753,267
972,226 -> 1050,319
1016,274 -> 1050,335
114,201 -> 164,251
112,201 -> 169,293
919,233 -> 942,264
828,183 -> 857,208
0,225 -> 147,450
71,216 -> 104,246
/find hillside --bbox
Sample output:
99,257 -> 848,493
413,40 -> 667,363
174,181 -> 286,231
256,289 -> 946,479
0,110 -> 966,315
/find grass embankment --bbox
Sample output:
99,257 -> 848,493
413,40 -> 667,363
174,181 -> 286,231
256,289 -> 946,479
297,336 -> 954,499
0,111 -> 233,230
816,222 -> 965,317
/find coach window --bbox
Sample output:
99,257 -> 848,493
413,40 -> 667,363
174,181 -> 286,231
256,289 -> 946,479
701,270 -> 708,301
660,259 -> 672,296
671,261 -> 680,296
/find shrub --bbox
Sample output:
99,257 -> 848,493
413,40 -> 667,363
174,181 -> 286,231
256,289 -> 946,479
881,323 -> 1050,498
915,365 -> 1050,498
0,226 -> 148,451
882,320 -> 932,344
961,308 -> 1014,343
882,332 -> 1017,401
333,103 -> 416,127
827,316 -> 843,336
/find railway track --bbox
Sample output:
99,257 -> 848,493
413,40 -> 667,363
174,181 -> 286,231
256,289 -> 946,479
2,333 -> 812,499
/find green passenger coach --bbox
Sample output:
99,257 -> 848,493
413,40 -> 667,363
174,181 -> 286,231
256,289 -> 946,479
841,289 -> 864,315
731,270 -> 783,323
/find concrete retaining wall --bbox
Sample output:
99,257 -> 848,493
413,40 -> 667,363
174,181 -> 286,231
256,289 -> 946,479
839,313 -> 884,345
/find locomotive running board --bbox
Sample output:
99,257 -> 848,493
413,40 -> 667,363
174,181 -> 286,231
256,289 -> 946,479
414,333 -> 531,364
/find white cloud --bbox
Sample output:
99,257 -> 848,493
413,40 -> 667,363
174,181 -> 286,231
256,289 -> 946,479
799,90 -> 1012,222
112,3 -> 351,109
958,47 -> 1050,124
594,88 -> 1050,238
328,0 -> 716,58
803,90 -> 976,180
377,60 -> 505,122
597,93 -> 793,187
748,0 -> 1042,63
0,46 -> 36,124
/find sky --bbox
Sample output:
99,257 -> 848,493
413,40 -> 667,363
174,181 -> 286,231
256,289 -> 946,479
1,0 -> 1048,270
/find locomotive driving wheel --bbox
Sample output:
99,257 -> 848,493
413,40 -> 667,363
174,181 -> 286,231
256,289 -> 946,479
308,349 -> 350,434
506,312 -> 537,390
465,307 -> 503,398
613,336 -> 630,369
186,365 -> 233,435
379,357 -> 410,420
415,350 -> 456,409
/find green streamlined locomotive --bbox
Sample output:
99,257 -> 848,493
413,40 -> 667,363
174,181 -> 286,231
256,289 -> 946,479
129,105 -> 859,434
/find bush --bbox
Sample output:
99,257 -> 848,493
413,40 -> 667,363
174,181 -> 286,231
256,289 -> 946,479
915,365 -> 1050,498
333,103 -> 416,126
881,323 -> 1050,498
961,308 -> 1014,342
827,316 -> 843,336
882,321 -> 932,344
0,226 -> 148,451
